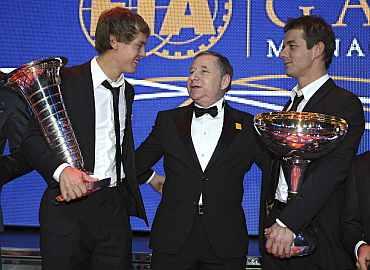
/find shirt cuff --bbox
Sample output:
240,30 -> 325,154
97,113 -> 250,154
355,241 -> 367,260
276,218 -> 286,227
53,163 -> 71,182
146,171 -> 156,184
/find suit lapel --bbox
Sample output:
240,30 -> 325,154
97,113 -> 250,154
63,62 -> 96,172
175,104 -> 203,172
205,104 -> 240,171
124,80 -> 134,117
302,79 -> 333,112
122,81 -> 134,155
282,99 -> 291,111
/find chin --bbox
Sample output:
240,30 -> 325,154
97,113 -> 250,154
285,70 -> 295,78
125,67 -> 136,73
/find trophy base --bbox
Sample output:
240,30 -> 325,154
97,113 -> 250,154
291,232 -> 316,256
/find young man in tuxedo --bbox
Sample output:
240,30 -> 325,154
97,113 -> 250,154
22,7 -> 154,270
135,51 -> 270,270
342,152 -> 370,270
260,15 -> 365,270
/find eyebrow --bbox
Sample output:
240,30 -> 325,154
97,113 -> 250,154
190,65 -> 209,70
285,40 -> 297,45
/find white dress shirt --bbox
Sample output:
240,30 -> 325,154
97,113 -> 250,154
53,57 -> 127,187
192,98 -> 225,204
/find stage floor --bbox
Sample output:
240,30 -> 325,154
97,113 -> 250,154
0,227 -> 262,269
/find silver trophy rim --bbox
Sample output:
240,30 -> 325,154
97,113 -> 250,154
254,111 -> 348,126
7,56 -> 68,78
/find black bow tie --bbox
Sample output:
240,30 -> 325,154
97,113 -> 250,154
194,105 -> 218,118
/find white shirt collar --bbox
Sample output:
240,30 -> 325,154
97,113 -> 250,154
90,57 -> 125,90
290,74 -> 330,101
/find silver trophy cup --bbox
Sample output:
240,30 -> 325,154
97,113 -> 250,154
254,111 -> 348,256
3,57 -> 93,203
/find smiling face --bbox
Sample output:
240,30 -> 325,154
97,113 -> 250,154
111,32 -> 147,74
187,54 -> 230,107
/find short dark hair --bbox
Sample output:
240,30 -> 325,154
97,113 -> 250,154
193,51 -> 233,91
284,15 -> 335,69
95,7 -> 150,54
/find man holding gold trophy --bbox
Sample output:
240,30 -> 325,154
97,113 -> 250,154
259,15 -> 366,270
8,7 -> 160,270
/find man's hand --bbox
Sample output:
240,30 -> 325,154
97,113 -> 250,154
357,244 -> 370,270
149,174 -> 165,193
265,223 -> 294,258
59,167 -> 97,202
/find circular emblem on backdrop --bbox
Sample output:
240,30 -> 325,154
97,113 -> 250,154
79,0 -> 232,59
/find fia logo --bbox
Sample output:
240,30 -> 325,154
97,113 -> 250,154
79,0 -> 232,59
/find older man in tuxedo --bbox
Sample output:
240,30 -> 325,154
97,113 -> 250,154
135,51 -> 270,270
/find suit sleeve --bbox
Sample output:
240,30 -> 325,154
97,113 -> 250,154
278,94 -> 365,233
341,160 -> 364,261
0,91 -> 33,184
0,151 -> 32,185
135,112 -> 165,184
253,130 -> 273,174
21,117 -> 62,186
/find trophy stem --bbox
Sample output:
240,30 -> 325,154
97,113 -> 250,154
285,157 -> 311,201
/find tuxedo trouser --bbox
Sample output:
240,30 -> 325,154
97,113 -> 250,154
40,187 -> 132,270
151,212 -> 246,270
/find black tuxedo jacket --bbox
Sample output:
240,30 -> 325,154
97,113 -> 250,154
260,78 -> 365,269
22,61 -> 147,226
135,103 -> 270,258
0,86 -> 32,230
0,86 -> 32,183
342,151 -> 370,260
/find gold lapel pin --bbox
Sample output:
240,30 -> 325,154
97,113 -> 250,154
235,123 -> 242,130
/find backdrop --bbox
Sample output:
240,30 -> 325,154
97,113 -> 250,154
0,0 -> 369,235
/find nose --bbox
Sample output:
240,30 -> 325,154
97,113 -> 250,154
279,46 -> 288,60
187,73 -> 198,88
139,46 -> 146,57
189,70 -> 199,81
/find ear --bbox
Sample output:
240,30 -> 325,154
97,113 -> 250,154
312,41 -> 325,60
220,74 -> 231,91
109,35 -> 118,50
